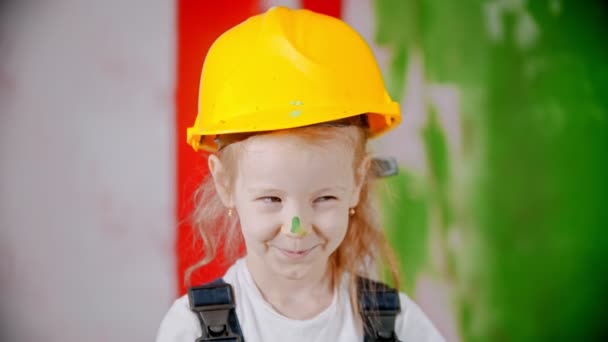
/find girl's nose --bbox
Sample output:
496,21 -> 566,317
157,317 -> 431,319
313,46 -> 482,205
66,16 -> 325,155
282,215 -> 311,238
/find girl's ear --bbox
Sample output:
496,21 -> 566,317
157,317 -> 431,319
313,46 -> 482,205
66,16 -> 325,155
350,155 -> 372,207
208,154 -> 234,207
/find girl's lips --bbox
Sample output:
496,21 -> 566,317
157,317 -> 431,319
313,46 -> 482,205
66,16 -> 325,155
274,245 -> 317,259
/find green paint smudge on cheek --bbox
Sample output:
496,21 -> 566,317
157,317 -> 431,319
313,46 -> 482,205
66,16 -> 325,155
289,109 -> 302,117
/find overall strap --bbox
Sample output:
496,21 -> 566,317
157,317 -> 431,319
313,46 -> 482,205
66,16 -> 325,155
357,277 -> 402,342
188,278 -> 244,342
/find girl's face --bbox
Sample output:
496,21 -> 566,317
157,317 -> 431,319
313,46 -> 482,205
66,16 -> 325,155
211,130 -> 368,281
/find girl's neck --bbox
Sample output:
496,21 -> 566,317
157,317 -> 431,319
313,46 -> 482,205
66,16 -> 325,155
245,256 -> 334,320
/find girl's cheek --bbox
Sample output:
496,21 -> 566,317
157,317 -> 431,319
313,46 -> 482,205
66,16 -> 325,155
240,215 -> 280,241
314,211 -> 349,234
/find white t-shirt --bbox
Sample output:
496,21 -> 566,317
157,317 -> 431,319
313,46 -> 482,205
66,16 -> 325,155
156,259 -> 445,342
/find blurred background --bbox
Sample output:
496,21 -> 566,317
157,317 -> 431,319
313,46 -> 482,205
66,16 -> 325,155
1,0 -> 607,341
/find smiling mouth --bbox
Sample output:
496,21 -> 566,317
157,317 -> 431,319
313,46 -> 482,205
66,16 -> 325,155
273,245 -> 318,258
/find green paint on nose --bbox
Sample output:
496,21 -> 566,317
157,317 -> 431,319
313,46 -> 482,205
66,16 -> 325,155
290,216 -> 305,236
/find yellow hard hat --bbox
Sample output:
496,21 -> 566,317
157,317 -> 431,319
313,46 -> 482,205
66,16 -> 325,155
187,6 -> 401,152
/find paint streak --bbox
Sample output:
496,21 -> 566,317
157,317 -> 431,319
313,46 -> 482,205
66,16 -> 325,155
289,109 -> 302,117
290,216 -> 306,236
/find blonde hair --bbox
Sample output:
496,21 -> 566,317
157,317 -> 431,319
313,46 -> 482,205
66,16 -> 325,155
185,124 -> 400,322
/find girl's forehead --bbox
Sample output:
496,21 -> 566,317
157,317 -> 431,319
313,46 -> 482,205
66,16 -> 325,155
234,134 -> 356,186
239,132 -> 355,159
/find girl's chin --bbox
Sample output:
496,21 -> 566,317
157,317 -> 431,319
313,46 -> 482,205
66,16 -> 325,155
269,262 -> 320,280
267,252 -> 329,279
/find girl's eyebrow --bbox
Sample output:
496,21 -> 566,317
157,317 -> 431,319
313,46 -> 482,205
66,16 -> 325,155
246,187 -> 284,194
312,186 -> 347,195
246,186 -> 347,195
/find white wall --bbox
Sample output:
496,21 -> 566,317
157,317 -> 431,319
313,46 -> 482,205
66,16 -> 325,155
1,1 -> 175,341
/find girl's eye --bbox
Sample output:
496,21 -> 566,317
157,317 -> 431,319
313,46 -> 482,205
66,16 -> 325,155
315,196 -> 337,203
259,196 -> 282,203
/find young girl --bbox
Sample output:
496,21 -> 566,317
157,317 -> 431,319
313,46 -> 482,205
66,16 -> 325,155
157,6 -> 445,342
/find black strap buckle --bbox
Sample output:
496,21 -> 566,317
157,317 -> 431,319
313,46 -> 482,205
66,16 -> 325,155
358,277 -> 402,342
362,311 -> 400,342
189,282 -> 242,342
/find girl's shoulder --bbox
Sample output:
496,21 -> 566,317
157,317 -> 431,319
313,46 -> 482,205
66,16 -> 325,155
356,277 -> 445,341
395,291 -> 446,342
155,294 -> 199,342
155,262 -> 244,342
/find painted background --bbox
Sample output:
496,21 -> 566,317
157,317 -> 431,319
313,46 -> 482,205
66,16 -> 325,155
1,0 -> 606,341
